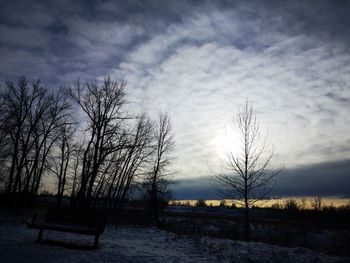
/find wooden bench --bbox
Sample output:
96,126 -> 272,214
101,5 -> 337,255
27,207 -> 107,248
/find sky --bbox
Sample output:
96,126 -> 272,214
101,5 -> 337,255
1,0 -> 349,198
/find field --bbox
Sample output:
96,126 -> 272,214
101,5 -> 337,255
163,205 -> 350,256
0,205 -> 349,263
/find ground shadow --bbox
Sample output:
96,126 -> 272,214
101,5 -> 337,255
35,239 -> 98,250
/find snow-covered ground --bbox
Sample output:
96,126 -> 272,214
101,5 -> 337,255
0,216 -> 348,263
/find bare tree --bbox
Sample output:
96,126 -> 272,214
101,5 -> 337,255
0,77 -> 71,206
69,137 -> 85,204
1,76 -> 160,212
212,101 -> 282,240
2,78 -> 42,200
69,77 -> 127,208
68,77 -> 158,211
145,112 -> 175,225
49,123 -> 76,207
0,76 -> 173,214
25,87 -> 72,204
105,112 -> 154,212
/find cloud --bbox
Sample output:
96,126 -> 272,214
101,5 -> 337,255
0,0 -> 349,196
113,10 -> 350,176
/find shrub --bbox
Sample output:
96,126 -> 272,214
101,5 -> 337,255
311,197 -> 322,211
230,202 -> 237,209
195,199 -> 207,207
338,201 -> 350,211
299,198 -> 307,210
271,203 -> 282,209
323,203 -> 336,212
219,200 -> 227,207
284,199 -> 299,211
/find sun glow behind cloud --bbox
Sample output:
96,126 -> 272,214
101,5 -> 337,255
0,0 -> 349,195
212,125 -> 242,161
113,25 -> 350,178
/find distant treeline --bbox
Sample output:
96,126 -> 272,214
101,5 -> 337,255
170,198 -> 350,211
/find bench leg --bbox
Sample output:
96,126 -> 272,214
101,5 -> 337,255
37,229 -> 44,242
94,235 -> 99,248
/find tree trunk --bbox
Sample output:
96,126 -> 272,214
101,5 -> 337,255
244,199 -> 250,241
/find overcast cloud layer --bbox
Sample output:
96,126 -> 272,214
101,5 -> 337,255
1,0 -> 349,198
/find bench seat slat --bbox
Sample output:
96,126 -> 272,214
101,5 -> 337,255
27,222 -> 101,235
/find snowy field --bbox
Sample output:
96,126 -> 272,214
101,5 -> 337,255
0,216 -> 349,263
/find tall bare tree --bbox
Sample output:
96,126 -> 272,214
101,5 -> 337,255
0,77 -> 71,205
69,77 -> 127,208
146,112 -> 175,225
212,101 -> 282,240
1,76 -> 162,212
96,112 -> 154,212
25,88 -> 71,204
49,123 -> 76,207
0,86 -> 10,191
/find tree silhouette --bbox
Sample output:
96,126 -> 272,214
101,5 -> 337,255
0,77 -> 71,206
69,77 -> 127,208
212,100 -> 282,240
146,113 -> 175,225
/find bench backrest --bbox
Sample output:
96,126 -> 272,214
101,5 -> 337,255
45,207 -> 107,233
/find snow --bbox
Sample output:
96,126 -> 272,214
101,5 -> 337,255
0,216 -> 348,263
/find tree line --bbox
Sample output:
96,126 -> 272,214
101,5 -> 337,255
0,76 -> 174,222
1,76 -> 283,235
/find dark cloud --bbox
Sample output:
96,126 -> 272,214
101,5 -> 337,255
171,176 -> 218,200
172,159 -> 350,199
1,0 -> 350,85
273,158 -> 350,197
